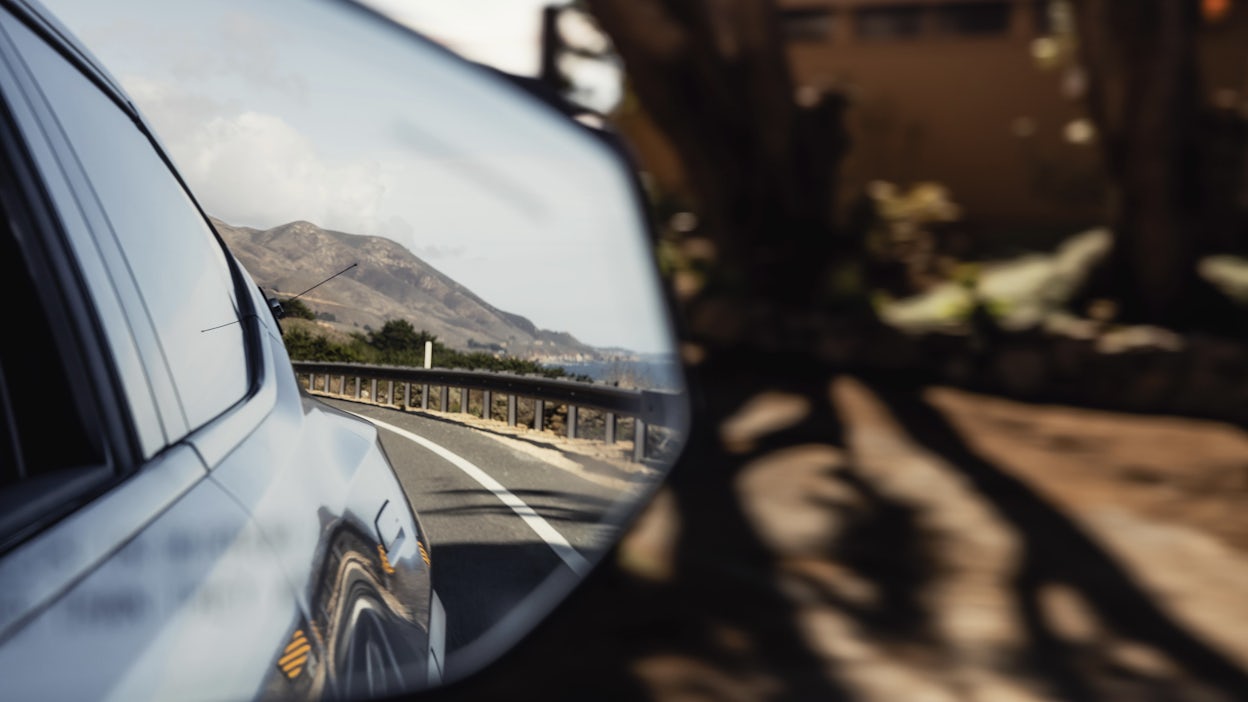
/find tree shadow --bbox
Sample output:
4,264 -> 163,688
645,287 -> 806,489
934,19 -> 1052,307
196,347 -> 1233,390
864,376 -> 1248,701
413,351 -> 867,701
658,350 -> 862,701
416,353 -> 928,701
818,467 -> 940,645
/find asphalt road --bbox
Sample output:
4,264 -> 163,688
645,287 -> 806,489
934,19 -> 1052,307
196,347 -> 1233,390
317,398 -> 636,660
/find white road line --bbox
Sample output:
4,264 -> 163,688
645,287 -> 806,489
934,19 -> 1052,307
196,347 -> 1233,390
348,412 -> 592,576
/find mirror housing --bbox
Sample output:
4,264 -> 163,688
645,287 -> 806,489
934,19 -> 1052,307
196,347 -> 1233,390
266,296 -> 285,321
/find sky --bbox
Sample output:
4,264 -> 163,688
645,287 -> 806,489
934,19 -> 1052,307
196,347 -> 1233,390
39,0 -> 669,354
361,0 -> 549,75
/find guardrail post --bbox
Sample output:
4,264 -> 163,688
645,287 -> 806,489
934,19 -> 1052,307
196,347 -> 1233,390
288,363 -> 680,460
633,419 -> 647,462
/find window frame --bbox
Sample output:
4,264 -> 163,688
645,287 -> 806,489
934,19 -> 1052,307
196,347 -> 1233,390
0,40 -> 130,552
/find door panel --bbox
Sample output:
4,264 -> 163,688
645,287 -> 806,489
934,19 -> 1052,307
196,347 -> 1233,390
0,444 -> 203,637
209,332 -> 434,695
0,468 -> 307,702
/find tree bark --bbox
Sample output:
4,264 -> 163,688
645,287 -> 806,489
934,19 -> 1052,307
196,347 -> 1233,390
1072,0 -> 1209,326
586,0 -> 850,317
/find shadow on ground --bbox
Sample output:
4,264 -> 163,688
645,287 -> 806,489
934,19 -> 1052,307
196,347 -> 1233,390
418,351 -> 1248,702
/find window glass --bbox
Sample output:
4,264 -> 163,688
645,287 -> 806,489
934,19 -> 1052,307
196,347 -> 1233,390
0,203 -> 99,483
0,147 -> 112,546
932,2 -> 1011,37
9,22 -> 249,432
781,7 -> 836,43
854,5 -> 924,41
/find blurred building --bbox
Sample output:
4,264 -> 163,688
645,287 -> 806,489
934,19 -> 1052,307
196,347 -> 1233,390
617,0 -> 1248,253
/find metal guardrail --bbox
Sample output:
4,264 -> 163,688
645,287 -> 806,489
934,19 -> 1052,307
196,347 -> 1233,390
291,361 -> 683,462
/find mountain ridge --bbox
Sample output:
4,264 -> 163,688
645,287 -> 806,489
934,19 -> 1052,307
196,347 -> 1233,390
212,217 -> 597,358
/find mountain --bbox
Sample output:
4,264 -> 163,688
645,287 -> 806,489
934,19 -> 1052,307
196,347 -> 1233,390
211,217 -> 596,358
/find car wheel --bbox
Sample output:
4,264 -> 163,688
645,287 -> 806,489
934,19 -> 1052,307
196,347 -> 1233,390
340,598 -> 410,699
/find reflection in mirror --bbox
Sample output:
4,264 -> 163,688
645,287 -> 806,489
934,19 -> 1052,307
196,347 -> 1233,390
16,0 -> 687,698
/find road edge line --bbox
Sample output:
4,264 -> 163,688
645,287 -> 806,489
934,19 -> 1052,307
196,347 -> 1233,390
349,413 -> 592,576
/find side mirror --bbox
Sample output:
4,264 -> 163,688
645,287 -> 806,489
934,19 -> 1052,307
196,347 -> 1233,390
30,0 -> 688,699
266,296 -> 285,321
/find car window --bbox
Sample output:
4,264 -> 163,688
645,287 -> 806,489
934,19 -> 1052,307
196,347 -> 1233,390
0,13 -> 167,458
0,130 -> 111,547
6,19 -> 249,433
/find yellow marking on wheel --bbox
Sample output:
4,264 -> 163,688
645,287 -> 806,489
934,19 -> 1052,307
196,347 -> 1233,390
279,644 -> 311,667
378,544 -> 396,574
285,632 -> 307,653
277,628 -> 313,680
281,655 -> 308,673
418,541 -> 431,567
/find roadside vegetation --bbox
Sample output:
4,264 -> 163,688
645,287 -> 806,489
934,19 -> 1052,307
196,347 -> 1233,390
281,317 -> 585,380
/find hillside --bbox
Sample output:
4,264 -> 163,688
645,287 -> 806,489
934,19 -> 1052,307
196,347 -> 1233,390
211,217 -> 596,358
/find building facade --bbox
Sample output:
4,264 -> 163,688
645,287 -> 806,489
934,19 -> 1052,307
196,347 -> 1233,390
619,0 -> 1248,252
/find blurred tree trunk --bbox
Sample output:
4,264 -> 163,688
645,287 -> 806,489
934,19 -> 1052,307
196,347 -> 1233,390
575,7 -> 863,695
585,0 -> 851,327
1071,0 -> 1237,327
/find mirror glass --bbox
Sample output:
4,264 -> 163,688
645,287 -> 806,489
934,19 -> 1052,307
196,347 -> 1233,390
37,0 -> 687,695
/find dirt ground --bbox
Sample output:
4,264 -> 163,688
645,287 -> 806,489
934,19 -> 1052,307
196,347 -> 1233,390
928,387 -> 1248,556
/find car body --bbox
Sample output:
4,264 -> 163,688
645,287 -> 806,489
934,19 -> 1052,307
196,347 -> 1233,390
0,0 -> 443,699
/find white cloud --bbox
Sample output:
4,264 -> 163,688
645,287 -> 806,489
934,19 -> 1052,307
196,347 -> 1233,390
179,111 -> 392,235
121,74 -> 234,145
122,74 -> 407,240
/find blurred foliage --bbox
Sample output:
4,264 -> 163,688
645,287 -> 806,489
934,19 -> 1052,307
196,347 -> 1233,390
281,297 -> 316,321
870,181 -> 963,226
1030,1 -> 1079,73
859,180 -> 966,297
